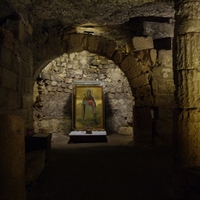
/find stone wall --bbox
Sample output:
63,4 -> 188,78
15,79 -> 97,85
0,16 -> 33,130
131,18 -> 175,145
30,13 -> 176,145
33,50 -> 134,136
152,49 -> 176,144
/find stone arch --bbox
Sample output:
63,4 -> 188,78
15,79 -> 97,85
33,32 -> 160,143
33,50 -> 134,135
62,33 -> 155,106
33,33 -> 155,106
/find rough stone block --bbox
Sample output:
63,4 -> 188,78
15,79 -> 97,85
14,109 -> 30,124
126,62 -> 151,80
86,35 -> 101,53
0,66 -> 2,84
32,48 -> 45,63
0,27 -> 14,50
176,69 -> 200,108
19,44 -> 31,63
133,50 -> 149,62
120,54 -> 138,72
131,49 -> 154,68
58,118 -> 72,135
129,73 -> 150,88
101,37 -> 111,56
8,90 -> 20,109
68,33 -> 85,52
42,43 -> 57,59
177,19 -> 200,34
33,118 -> 72,135
106,40 -> 118,58
150,49 -> 157,65
179,109 -> 200,122
20,77 -> 32,93
118,126 -> 133,136
158,50 -> 173,67
133,85 -> 151,97
48,37 -> 64,57
134,107 -> 152,130
177,110 -> 200,166
11,53 -> 21,73
2,67 -> 17,90
152,66 -> 173,79
0,46 -> 13,68
0,87 -> 9,108
175,33 -> 200,70
62,32 -> 70,42
112,50 -> 126,66
152,79 -> 175,95
158,107 -> 174,119
143,21 -> 174,39
135,95 -> 154,106
125,65 -> 141,80
157,80 -> 175,94
21,60 -> 32,77
22,94 -> 31,109
154,94 -> 176,107
132,36 -> 154,50
18,20 -> 26,43
33,44 -> 55,64
28,24 -> 33,35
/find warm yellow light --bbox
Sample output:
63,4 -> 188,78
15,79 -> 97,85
76,23 -> 106,35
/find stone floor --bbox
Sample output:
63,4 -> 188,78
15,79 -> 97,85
26,134 -> 175,200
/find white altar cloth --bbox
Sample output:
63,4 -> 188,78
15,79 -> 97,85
69,131 -> 107,136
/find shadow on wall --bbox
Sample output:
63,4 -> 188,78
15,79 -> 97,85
63,93 -> 72,117
104,93 -> 114,134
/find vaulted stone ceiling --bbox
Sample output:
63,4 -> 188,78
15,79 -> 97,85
3,0 -> 174,25
1,0 -> 174,42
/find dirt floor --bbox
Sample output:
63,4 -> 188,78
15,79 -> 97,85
26,134 -> 175,200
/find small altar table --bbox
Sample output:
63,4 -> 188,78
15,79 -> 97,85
69,130 -> 107,143
25,133 -> 52,159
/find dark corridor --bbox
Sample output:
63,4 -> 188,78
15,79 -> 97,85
26,135 -> 174,200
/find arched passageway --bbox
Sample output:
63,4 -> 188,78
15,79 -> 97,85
33,33 -> 175,146
33,50 -> 134,137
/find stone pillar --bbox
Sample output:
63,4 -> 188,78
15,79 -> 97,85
174,0 -> 200,169
0,115 -> 26,200
134,107 -> 153,146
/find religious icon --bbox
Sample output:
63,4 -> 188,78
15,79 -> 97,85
73,85 -> 104,130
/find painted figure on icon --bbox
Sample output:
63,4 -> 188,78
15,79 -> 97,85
82,89 -> 97,123
74,86 -> 104,130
